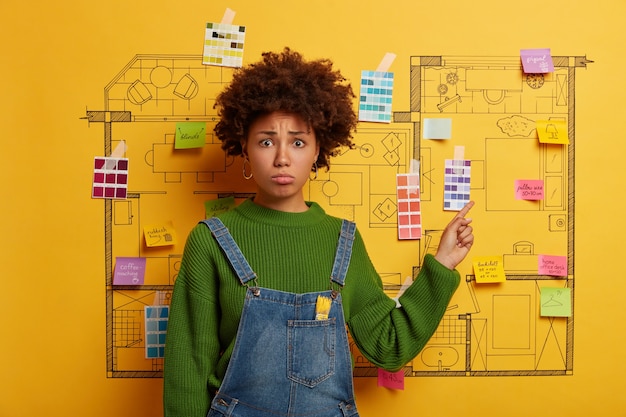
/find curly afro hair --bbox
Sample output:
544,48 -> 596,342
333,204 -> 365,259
213,47 -> 357,170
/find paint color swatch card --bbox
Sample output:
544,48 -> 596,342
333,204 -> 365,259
359,70 -> 394,123
443,159 -> 471,211
145,305 -> 169,358
203,22 -> 246,67
396,173 -> 422,240
92,157 -> 129,200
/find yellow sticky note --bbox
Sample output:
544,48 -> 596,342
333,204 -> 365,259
473,256 -> 506,283
143,222 -> 178,247
536,119 -> 569,144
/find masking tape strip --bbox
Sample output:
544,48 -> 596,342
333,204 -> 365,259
410,159 -> 420,175
221,8 -> 236,24
376,52 -> 396,72
453,145 -> 465,161
105,140 -> 127,170
153,290 -> 167,306
452,145 -> 465,175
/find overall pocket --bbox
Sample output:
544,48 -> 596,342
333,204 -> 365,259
287,318 -> 336,387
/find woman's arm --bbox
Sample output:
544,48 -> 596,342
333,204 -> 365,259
163,226 -> 221,417
346,203 -> 474,371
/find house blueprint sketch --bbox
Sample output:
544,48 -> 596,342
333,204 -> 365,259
84,53 -> 590,378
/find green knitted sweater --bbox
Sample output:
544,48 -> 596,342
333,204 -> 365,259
163,199 -> 460,417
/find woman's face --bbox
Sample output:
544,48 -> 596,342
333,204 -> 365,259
244,111 -> 319,212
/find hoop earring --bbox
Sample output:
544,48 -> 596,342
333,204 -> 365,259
242,158 -> 253,180
309,161 -> 318,181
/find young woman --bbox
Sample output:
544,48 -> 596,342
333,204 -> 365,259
163,48 -> 474,417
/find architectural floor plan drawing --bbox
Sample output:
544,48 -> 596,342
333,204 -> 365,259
351,54 -> 587,378
85,53 -> 589,378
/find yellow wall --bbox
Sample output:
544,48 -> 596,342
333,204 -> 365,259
2,0 -> 625,415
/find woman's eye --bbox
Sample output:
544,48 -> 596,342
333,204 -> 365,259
293,139 -> 304,147
260,139 -> 273,147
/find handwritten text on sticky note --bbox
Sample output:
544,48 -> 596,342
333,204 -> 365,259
520,48 -> 554,73
114,257 -> 146,285
515,179 -> 544,200
205,196 -> 236,218
538,254 -> 567,277
175,122 -> 206,149
143,222 -> 178,247
473,256 -> 506,283
377,368 -> 404,390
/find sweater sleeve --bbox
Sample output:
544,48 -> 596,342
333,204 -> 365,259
346,237 -> 460,372
163,225 -> 221,417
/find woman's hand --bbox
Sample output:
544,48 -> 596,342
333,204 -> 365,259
434,201 -> 475,270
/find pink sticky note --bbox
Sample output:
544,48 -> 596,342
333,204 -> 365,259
515,179 -> 544,200
538,255 -> 567,277
377,368 -> 404,390
114,257 -> 147,285
520,48 -> 554,73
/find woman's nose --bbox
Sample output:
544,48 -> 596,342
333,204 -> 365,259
274,145 -> 290,166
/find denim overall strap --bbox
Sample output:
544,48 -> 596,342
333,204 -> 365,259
200,217 -> 257,286
330,220 -> 356,288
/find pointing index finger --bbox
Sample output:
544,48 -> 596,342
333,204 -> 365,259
456,200 -> 475,218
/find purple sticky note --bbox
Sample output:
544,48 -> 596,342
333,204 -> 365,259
114,257 -> 147,285
520,48 -> 554,73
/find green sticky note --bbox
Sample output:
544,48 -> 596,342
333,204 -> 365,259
175,122 -> 206,149
540,287 -> 571,317
205,196 -> 235,218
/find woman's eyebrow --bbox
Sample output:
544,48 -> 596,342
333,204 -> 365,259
253,129 -> 308,135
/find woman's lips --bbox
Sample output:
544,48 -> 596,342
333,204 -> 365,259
272,174 -> 295,185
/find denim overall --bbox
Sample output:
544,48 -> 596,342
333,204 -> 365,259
201,217 -> 360,417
